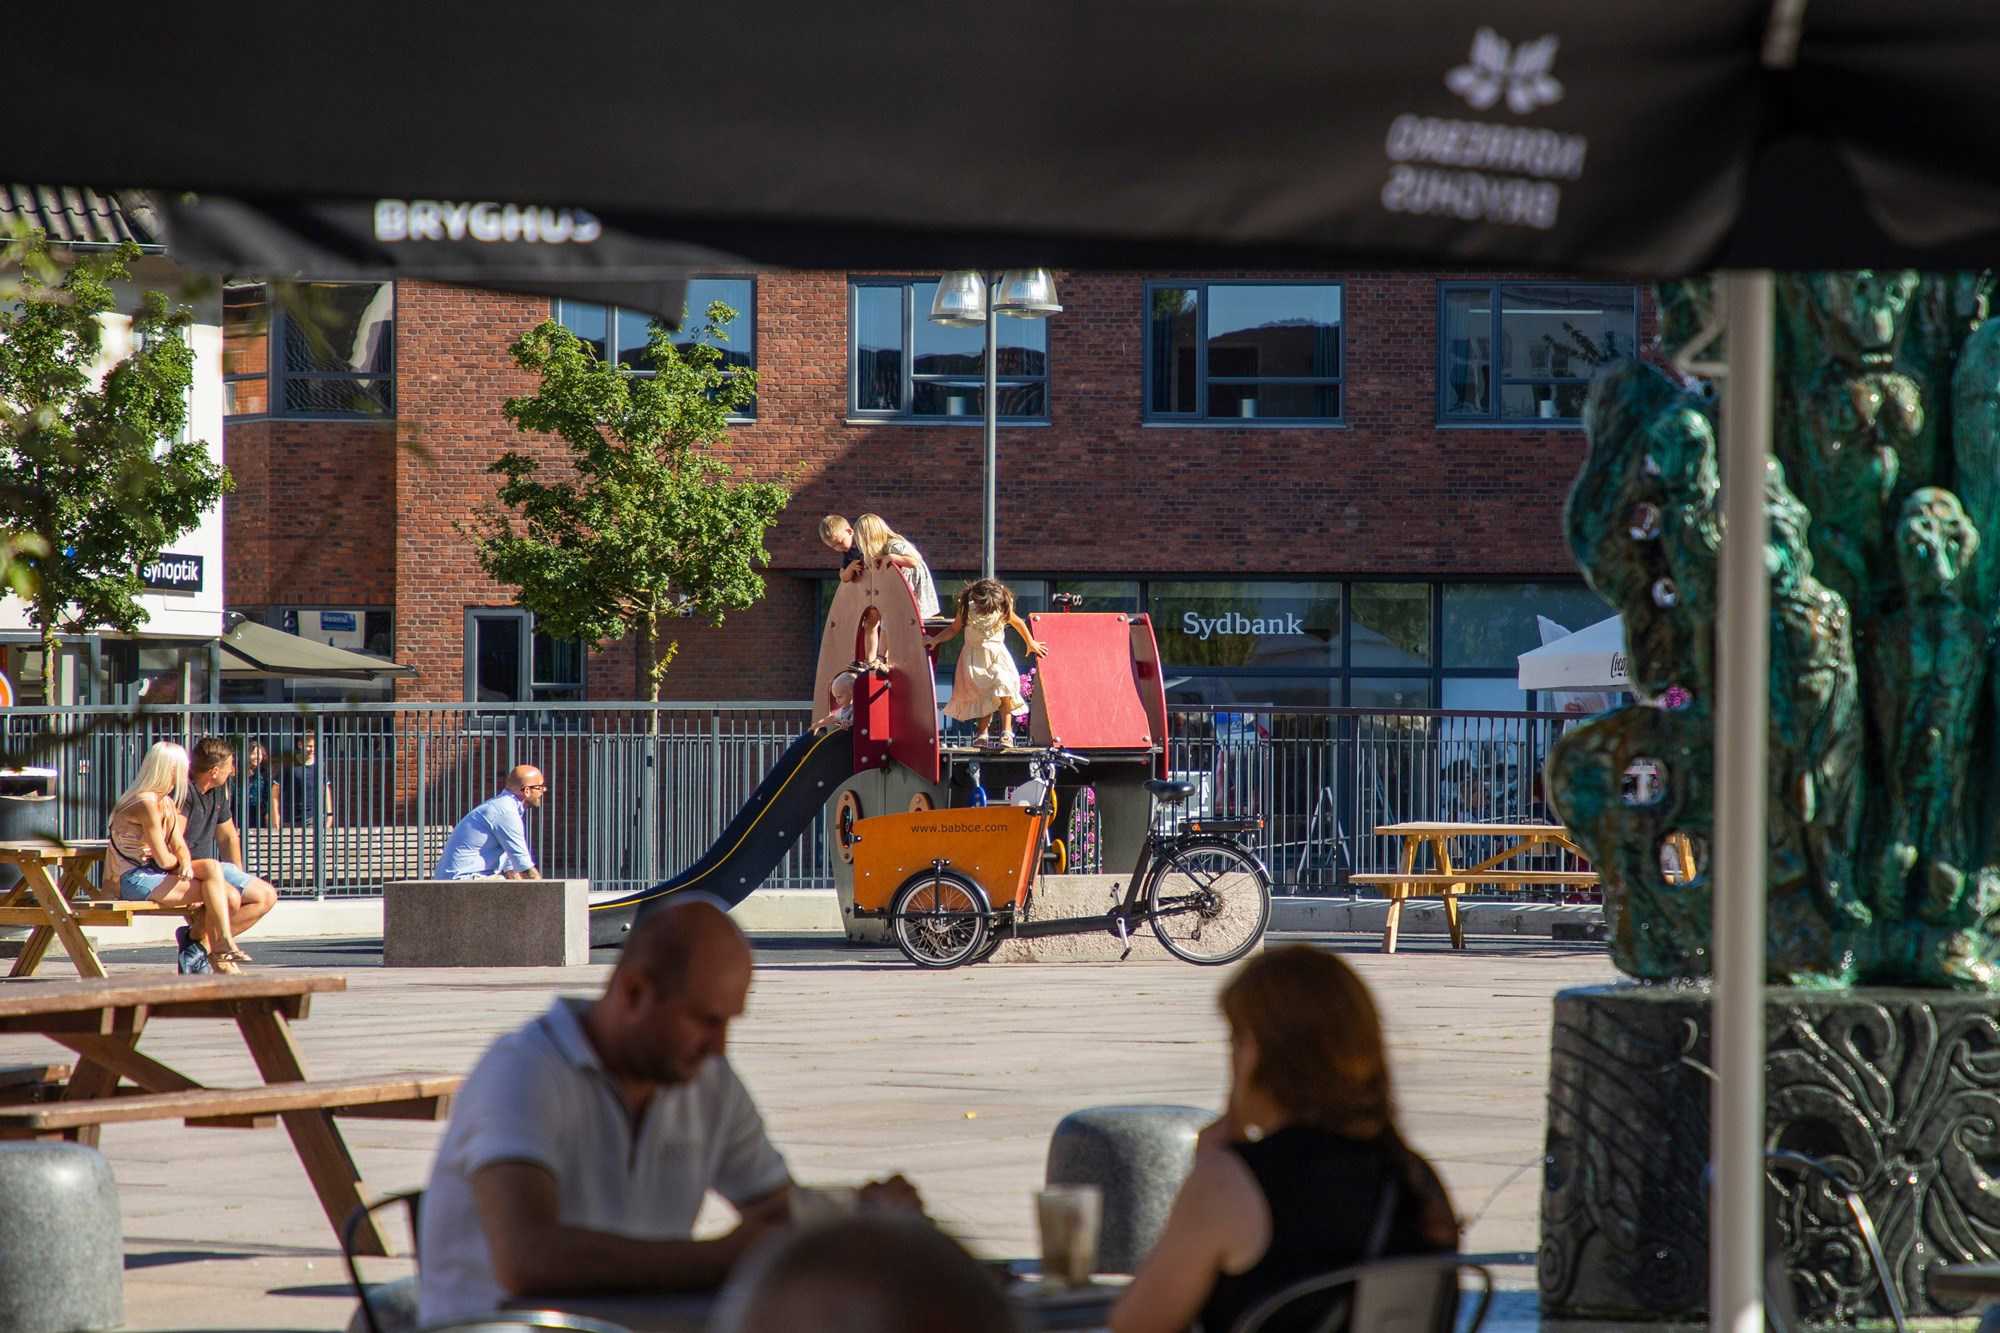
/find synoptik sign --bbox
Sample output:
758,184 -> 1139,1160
139,553 -> 203,593
1182,611 -> 1306,640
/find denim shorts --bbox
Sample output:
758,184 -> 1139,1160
216,863 -> 253,891
118,866 -> 174,902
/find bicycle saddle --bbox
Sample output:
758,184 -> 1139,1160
1145,779 -> 1196,802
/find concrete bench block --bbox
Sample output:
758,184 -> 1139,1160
1046,1104 -> 1209,1273
383,879 -> 588,967
0,1142 -> 123,1332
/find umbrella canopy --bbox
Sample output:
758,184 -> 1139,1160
11,3 -> 2000,275
1517,615 -> 1630,691
219,619 -> 414,682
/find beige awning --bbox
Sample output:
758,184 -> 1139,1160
220,619 -> 415,681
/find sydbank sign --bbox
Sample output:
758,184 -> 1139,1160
1181,612 -> 1307,641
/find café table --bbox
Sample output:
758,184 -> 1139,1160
0,971 -> 459,1255
511,1266 -> 1127,1331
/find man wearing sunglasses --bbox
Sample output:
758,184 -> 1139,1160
435,765 -> 547,880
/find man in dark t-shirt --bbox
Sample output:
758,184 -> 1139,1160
184,738 -> 279,947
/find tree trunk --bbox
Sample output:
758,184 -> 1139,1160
37,600 -> 60,707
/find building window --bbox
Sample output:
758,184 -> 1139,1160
849,278 -> 1050,422
465,610 -> 584,703
1145,282 -> 1344,424
1439,282 -> 1637,424
222,282 -> 394,418
222,283 -> 270,416
553,277 -> 756,416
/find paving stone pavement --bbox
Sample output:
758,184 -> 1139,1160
0,933 -> 1615,1330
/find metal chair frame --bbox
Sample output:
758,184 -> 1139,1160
1231,1252 -> 1494,1333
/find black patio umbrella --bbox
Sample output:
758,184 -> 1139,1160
15,3 -> 2000,1326
11,2 -> 2000,277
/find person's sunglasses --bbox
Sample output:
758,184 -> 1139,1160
523,782 -> 548,792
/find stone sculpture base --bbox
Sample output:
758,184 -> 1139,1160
1541,984 -> 2000,1324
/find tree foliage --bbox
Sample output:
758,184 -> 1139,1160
472,301 -> 790,701
0,231 -> 233,677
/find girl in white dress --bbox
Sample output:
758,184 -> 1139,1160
927,579 -> 1049,748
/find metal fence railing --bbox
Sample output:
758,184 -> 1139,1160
0,701 -> 1587,901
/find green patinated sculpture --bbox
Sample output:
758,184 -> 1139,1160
1550,270 -> 2000,990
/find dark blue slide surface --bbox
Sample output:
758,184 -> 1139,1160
588,728 -> 854,946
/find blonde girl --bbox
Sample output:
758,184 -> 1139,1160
855,514 -> 941,620
103,741 -> 250,971
926,579 -> 1049,748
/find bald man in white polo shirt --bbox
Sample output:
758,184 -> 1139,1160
418,899 -> 918,1324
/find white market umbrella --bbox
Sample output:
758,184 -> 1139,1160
1516,615 -> 1630,692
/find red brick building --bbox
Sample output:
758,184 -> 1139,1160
221,272 -> 1646,710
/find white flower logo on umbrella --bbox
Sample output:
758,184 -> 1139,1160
1447,28 -> 1564,114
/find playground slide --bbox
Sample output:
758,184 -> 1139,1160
587,727 -> 857,947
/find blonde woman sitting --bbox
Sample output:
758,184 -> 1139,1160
104,741 -> 251,972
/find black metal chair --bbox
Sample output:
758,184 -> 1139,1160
1230,1252 -> 1494,1333
1702,1149 -> 1908,1333
342,1189 -> 424,1333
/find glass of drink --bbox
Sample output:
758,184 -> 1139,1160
1034,1184 -> 1101,1287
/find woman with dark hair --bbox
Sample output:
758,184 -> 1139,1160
1111,947 -> 1457,1333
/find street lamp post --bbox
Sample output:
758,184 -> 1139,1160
929,269 -> 1061,581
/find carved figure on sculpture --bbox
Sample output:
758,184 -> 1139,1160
1865,488 -> 1982,922
1761,463 -> 1865,953
1773,270 -> 1922,610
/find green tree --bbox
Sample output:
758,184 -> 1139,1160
472,301 -> 790,702
0,232 -> 232,688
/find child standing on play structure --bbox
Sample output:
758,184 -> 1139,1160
855,513 -> 941,621
927,579 -> 1049,749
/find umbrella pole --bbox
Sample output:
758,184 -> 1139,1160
1712,269 -> 1773,1332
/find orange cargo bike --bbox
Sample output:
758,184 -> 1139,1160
847,748 -> 1273,969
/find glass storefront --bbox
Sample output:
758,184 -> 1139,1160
815,574 -> 1613,712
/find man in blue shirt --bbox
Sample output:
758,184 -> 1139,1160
435,766 -> 546,879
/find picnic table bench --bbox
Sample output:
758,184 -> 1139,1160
0,839 -> 201,979
1352,821 -> 1599,953
0,972 -> 461,1255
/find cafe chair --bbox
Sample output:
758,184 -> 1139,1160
1231,1252 -> 1493,1333
417,1317 -> 633,1333
342,1189 -> 425,1333
1703,1149 -> 1908,1333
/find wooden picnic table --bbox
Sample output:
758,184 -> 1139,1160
0,972 -> 459,1255
1352,822 -> 1599,953
0,838 -> 198,979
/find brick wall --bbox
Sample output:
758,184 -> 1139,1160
233,270 -> 1655,703
223,417 -> 397,609
392,283 -> 549,701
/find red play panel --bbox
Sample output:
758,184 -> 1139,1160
1026,612 -> 1164,753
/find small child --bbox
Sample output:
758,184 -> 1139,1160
855,513 -> 941,621
926,579 -> 1049,748
812,668 -> 859,733
819,514 -> 864,584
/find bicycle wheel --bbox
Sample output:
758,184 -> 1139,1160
890,869 -> 990,969
1146,839 -> 1271,965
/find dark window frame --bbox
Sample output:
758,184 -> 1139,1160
551,276 -> 758,421
462,608 -> 586,704
1435,281 -> 1638,428
1141,279 -> 1347,427
846,276 -> 1053,426
220,282 -> 399,422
